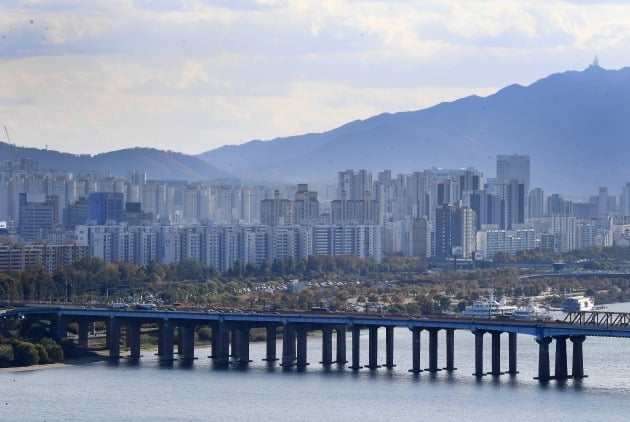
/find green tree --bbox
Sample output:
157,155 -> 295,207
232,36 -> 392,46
40,338 -> 64,363
0,273 -> 19,301
405,303 -> 421,315
12,341 -> 40,366
0,344 -> 14,367
176,258 -> 206,281
147,261 -> 166,283
34,343 -> 49,364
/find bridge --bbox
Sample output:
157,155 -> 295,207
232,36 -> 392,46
519,271 -> 630,280
563,311 -> 630,327
4,306 -> 630,381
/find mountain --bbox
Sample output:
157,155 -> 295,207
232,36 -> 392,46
0,144 -> 230,181
199,64 -> 630,196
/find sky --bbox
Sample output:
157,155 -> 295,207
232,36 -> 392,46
1,0 -> 630,156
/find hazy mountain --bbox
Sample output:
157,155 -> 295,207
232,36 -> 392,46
0,144 -> 230,181
199,64 -> 630,196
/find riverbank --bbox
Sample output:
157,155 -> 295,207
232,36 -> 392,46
0,351 -> 108,373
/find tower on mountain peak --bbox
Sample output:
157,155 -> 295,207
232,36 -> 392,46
591,55 -> 600,68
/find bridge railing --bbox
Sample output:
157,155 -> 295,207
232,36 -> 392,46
564,311 -> 630,327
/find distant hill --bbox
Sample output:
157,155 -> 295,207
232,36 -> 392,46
199,64 -> 630,196
0,144 -> 230,181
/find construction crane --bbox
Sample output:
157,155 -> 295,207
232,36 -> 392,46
3,125 -> 19,164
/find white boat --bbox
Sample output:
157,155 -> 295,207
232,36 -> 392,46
462,291 -> 516,318
512,300 -> 552,321
561,296 -> 595,313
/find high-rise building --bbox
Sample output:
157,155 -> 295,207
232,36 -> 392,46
330,190 -> 380,225
310,224 -> 382,262
598,187 -> 609,217
458,168 -> 483,195
547,193 -> 573,217
470,190 -> 502,229
407,171 -> 429,219
528,188 -> 544,219
506,179 -> 525,229
338,169 -> 372,200
18,193 -> 56,241
88,192 -> 124,225
621,182 -> 630,217
551,216 -> 576,252
497,154 -> 530,220
435,204 -> 476,259
182,185 -> 211,223
293,184 -> 320,225
142,181 -> 168,220
412,218 -> 429,258
260,190 -> 293,227
476,229 -> 537,258
496,154 -> 530,194
64,197 -> 89,227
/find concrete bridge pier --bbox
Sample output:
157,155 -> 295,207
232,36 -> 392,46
296,327 -> 309,368
383,326 -> 396,368
570,335 -> 587,379
336,327 -> 347,364
78,319 -> 90,349
158,319 -> 175,362
367,326 -> 381,369
210,326 -> 219,358
157,321 -> 165,355
409,327 -> 422,373
179,323 -> 196,361
51,316 -> 68,342
281,324 -> 296,367
176,325 -> 182,355
554,336 -> 569,380
236,327 -> 251,364
211,324 -> 230,367
106,319 -> 112,349
425,328 -> 441,372
350,326 -> 362,370
507,332 -> 518,374
263,325 -> 278,361
230,328 -> 240,358
473,330 -> 486,376
126,322 -> 141,358
108,317 -> 121,360
535,337 -> 552,381
320,327 -> 334,364
489,331 -> 504,376
444,328 -> 456,371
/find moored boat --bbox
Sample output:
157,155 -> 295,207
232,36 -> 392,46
512,299 -> 552,321
561,296 -> 595,313
462,291 -> 516,318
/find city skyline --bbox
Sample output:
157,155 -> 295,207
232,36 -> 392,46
2,1 -> 630,155
4,1 -> 630,416
2,154 -> 630,273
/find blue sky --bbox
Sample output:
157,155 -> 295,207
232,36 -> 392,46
1,0 -> 629,155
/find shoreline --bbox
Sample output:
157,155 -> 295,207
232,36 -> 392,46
0,352 -> 108,373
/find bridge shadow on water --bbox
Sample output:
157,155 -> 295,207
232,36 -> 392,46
97,353 -> 589,393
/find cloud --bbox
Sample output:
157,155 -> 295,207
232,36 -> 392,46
2,0 -> 630,155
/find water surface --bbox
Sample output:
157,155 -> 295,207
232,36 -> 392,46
3,303 -> 630,421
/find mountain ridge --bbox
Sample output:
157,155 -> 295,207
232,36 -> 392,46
199,64 -> 630,196
0,143 -> 231,181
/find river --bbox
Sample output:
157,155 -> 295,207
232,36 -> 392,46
3,303 -> 630,421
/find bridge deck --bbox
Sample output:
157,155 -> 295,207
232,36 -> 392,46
6,306 -> 630,339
